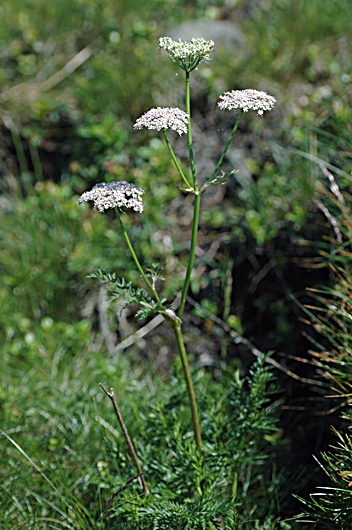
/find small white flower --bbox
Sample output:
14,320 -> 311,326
218,89 -> 276,116
134,107 -> 188,136
159,36 -> 214,72
79,181 -> 144,213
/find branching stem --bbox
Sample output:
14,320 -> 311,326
115,207 -> 161,304
162,130 -> 192,188
207,110 -> 243,184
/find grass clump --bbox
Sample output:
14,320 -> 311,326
294,147 -> 352,528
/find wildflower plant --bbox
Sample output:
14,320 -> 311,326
80,35 -> 277,519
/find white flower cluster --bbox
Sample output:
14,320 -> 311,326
159,36 -> 214,72
134,107 -> 188,136
218,89 -> 276,116
79,181 -> 144,213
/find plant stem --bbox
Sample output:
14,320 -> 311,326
28,142 -> 44,182
115,207 -> 161,304
207,110 -> 243,183
178,194 -> 200,318
178,71 -> 201,318
231,470 -> 238,503
100,384 -> 150,495
173,324 -> 202,452
9,125 -> 30,181
185,71 -> 197,189
162,130 -> 192,189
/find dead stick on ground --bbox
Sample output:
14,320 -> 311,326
94,473 -> 142,527
99,383 -> 150,496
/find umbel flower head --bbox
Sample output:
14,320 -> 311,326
134,107 -> 188,136
159,36 -> 214,72
79,181 -> 144,213
218,89 -> 276,116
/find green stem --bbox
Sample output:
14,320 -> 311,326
162,130 -> 192,189
185,71 -> 197,189
231,470 -> 238,502
173,324 -> 202,452
28,142 -> 44,183
178,71 -> 201,319
207,110 -> 243,183
10,126 -> 30,187
115,207 -> 161,304
178,193 -> 200,319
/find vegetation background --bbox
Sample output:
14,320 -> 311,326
0,0 -> 351,528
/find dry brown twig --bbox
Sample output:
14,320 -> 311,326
94,472 -> 143,527
99,384 -> 150,496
